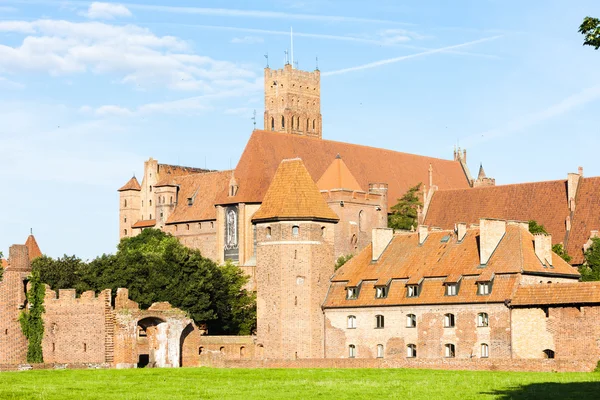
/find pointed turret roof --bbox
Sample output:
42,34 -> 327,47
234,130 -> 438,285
118,176 -> 141,192
24,235 -> 42,261
477,163 -> 487,180
252,158 -> 339,223
316,155 -> 363,191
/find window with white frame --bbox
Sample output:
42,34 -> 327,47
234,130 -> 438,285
406,344 -> 417,358
347,287 -> 358,300
407,284 -> 419,298
292,225 -> 299,236
349,344 -> 356,358
375,286 -> 387,299
406,314 -> 417,328
478,282 -> 491,295
445,343 -> 456,358
445,283 -> 458,296
375,315 -> 385,329
481,343 -> 489,358
444,313 -> 455,328
347,315 -> 356,329
477,312 -> 489,327
377,344 -> 384,358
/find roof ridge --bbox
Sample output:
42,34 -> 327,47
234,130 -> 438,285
434,178 -> 569,193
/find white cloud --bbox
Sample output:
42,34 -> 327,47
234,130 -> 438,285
82,2 -> 132,20
0,19 -> 257,91
231,36 -> 264,44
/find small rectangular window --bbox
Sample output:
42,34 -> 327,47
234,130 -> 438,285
444,313 -> 455,328
445,344 -> 456,358
445,284 -> 458,296
477,313 -> 489,327
406,314 -> 417,328
347,287 -> 358,300
481,343 -> 489,358
347,315 -> 356,329
406,344 -> 417,358
349,345 -> 356,358
407,285 -> 419,298
478,282 -> 491,295
375,315 -> 384,329
375,286 -> 387,299
377,344 -> 384,358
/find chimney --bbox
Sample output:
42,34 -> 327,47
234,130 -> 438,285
479,219 -> 506,265
457,223 -> 467,242
578,166 -> 583,176
372,228 -> 393,261
418,225 -> 429,245
534,233 -> 553,267
567,172 -> 581,212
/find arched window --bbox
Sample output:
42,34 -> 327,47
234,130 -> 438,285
543,349 -> 555,359
321,226 -> 326,237
186,224 -> 190,231
307,119 -> 309,131
150,186 -> 152,192
266,226 -> 272,237
481,343 -> 489,358
162,196 -> 165,203
124,217 -> 127,223
406,314 -> 416,328
198,347 -> 204,355
348,344 -> 356,358
477,313 -> 489,327
240,346 -> 245,357
292,226 -> 299,236
358,210 -> 365,232
375,315 -> 384,329
124,229 -> 128,236
211,222 -> 214,229
281,115 -> 285,128
444,313 -> 455,328
271,117 -> 274,131
347,315 -> 356,329
445,344 -> 455,358
220,346 -> 225,354
407,344 -> 417,358
149,199 -> 152,206
377,344 -> 384,358
170,196 -> 173,204
124,199 -> 128,207
312,119 -> 316,130
149,214 -> 152,219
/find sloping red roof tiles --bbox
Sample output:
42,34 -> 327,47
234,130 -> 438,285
217,130 -> 470,208
24,235 -> 42,261
316,155 -> 363,191
512,282 -> 600,306
118,176 -> 141,192
132,220 -> 156,229
566,177 -> 600,264
252,159 -> 339,223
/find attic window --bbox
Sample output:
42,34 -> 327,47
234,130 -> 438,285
375,286 -> 387,299
346,287 -> 358,300
406,284 -> 419,298
187,198 -> 193,206
440,235 -> 450,243
445,283 -> 458,296
477,281 -> 492,295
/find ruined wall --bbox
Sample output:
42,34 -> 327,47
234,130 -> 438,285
42,289 -> 114,364
324,303 -> 510,359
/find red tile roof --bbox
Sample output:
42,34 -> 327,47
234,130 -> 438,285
316,155 -> 363,191
118,176 -> 141,192
567,177 -> 600,264
1,259 -> 7,268
252,159 -> 340,223
132,219 -> 156,229
424,180 -> 570,245
216,130 -> 470,208
158,164 -> 211,177
165,170 -> 233,224
24,235 -> 42,261
511,282 -> 600,306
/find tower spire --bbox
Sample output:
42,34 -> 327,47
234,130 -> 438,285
291,26 -> 294,69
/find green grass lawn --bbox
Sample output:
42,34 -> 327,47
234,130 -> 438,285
0,367 -> 599,400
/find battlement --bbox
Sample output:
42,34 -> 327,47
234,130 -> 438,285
44,287 -> 112,304
265,65 -> 320,82
321,189 -> 384,204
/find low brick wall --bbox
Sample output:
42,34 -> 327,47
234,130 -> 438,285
203,357 -> 598,372
0,363 -> 112,372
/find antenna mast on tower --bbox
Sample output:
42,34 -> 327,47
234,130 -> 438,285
291,26 -> 294,68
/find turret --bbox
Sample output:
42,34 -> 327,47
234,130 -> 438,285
118,176 -> 141,238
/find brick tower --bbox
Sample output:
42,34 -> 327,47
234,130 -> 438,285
118,176 -> 141,238
263,64 -> 322,138
252,158 -> 338,359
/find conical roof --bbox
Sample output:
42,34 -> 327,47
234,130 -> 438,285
25,235 -> 42,261
477,163 -> 487,180
118,176 -> 141,191
252,158 -> 339,223
317,155 -> 363,191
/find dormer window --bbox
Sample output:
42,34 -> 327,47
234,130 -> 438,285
375,286 -> 387,299
347,287 -> 358,300
187,198 -> 193,206
406,284 -> 419,298
478,281 -> 492,295
445,283 -> 458,296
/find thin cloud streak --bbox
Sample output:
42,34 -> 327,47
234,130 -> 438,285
463,85 -> 600,146
322,35 -> 503,76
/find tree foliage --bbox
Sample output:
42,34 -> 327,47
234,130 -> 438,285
32,229 -> 256,335
580,237 -> 600,281
19,270 -> 45,363
580,16 -> 600,50
0,251 -> 4,282
552,243 -> 572,263
388,183 -> 423,231
334,254 -> 354,271
528,220 -> 548,235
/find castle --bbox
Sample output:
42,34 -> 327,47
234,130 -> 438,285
4,62 -> 600,371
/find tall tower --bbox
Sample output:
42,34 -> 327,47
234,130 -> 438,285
264,64 -> 322,139
118,176 -> 141,238
252,158 -> 339,359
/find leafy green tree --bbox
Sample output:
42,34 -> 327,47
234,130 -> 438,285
580,16 -> 600,50
19,270 -> 45,363
552,243 -> 572,263
580,237 -> 600,281
528,220 -> 548,235
334,254 -> 354,271
32,255 -> 86,292
388,183 -> 423,231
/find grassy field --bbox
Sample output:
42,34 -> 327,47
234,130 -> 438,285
1,367 -> 600,399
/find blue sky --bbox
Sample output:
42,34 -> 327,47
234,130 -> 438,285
1,0 -> 599,259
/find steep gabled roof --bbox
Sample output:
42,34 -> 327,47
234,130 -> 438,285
567,177 -> 600,264
217,130 -> 470,208
118,176 -> 141,192
24,235 -> 42,261
424,180 -> 570,246
252,158 -> 339,223
317,155 -> 363,191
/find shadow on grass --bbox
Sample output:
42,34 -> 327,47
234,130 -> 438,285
485,381 -> 600,399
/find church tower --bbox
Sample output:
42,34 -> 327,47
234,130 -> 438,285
264,64 -> 322,138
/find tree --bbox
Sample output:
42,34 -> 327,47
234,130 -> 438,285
0,251 -> 4,282
32,255 -> 86,292
552,243 -> 572,263
388,183 -> 423,231
19,270 -> 45,363
334,254 -> 353,271
580,237 -> 600,281
528,220 -> 548,235
580,16 -> 600,50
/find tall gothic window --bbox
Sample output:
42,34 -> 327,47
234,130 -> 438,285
271,117 -> 274,131
281,115 -> 285,128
